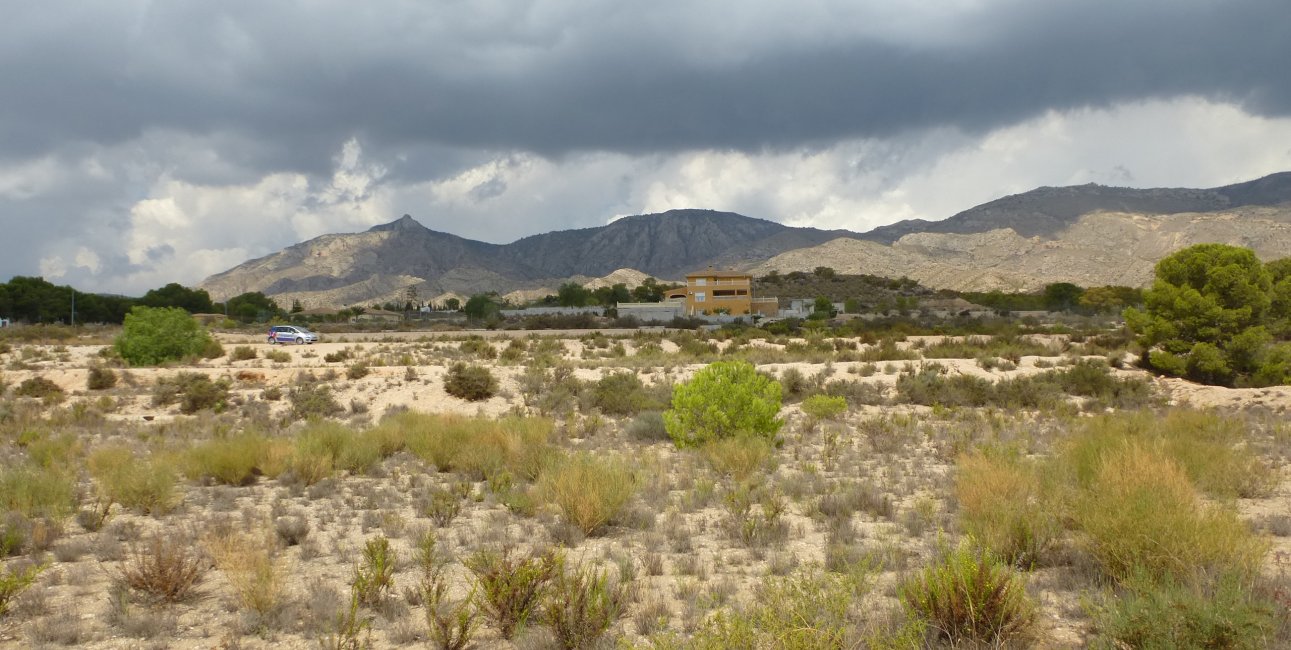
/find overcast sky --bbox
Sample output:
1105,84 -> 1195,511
3,0 -> 1290,295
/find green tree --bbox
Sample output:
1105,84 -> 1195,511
463,293 -> 501,320
115,306 -> 218,366
141,283 -> 215,313
225,292 -> 282,323
556,282 -> 591,307
811,296 -> 836,318
1125,244 -> 1276,386
445,297 -> 461,311
663,361 -> 783,448
1042,282 -> 1084,312
1267,257 -> 1291,337
813,266 -> 836,280
631,277 -> 665,302
290,299 -> 303,314
1078,286 -> 1143,313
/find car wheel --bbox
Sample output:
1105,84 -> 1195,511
295,337 -> 306,345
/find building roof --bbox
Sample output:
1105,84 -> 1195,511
685,269 -> 752,279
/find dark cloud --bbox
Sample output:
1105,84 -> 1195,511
2,0 -> 1287,168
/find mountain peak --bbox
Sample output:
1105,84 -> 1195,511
369,214 -> 424,232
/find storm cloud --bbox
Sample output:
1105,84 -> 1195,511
2,0 -> 1289,294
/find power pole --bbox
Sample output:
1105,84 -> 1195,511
70,288 -> 75,326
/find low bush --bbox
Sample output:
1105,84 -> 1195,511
265,349 -> 290,363
346,362 -> 370,380
465,546 -> 560,640
120,534 -> 207,604
205,527 -> 287,620
537,452 -> 637,536
229,346 -> 257,362
288,383 -> 344,420
900,541 -> 1038,647
625,411 -> 669,442
444,363 -> 497,401
0,561 -> 47,617
590,371 -> 656,416
541,561 -> 628,650
460,337 -> 498,360
115,306 -> 220,366
1089,572 -> 1278,650
86,366 -> 118,390
800,394 -> 847,420
151,372 -> 231,414
0,464 -> 77,520
15,376 -> 63,400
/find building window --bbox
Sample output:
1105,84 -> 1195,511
695,292 -> 706,302
694,278 -> 706,286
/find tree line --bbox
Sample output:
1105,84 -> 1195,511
0,276 -> 284,324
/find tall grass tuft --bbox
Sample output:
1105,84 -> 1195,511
701,437 -> 776,481
900,541 -> 1038,647
1072,444 -> 1267,584
955,449 -> 1061,568
537,452 -> 637,536
88,445 -> 177,515
205,526 -> 288,622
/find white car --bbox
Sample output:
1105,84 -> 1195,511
267,325 -> 319,345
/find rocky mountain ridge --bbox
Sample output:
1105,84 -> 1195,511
200,173 -> 1291,306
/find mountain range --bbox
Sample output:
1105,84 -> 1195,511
199,172 -> 1291,307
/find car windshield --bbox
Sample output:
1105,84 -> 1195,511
297,328 -> 315,334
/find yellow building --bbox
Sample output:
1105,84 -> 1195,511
683,268 -> 778,316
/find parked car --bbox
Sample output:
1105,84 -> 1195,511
267,325 -> 319,345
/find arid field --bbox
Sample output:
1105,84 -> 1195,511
1,325 -> 1289,648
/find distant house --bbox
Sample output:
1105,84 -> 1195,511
683,268 -> 778,317
616,268 -> 777,321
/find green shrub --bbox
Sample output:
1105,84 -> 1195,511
115,306 -> 219,366
0,561 -> 47,617
86,365 -> 117,390
346,362 -> 371,380
900,541 -> 1038,647
1072,444 -> 1266,584
0,465 -> 77,520
353,536 -> 397,605
625,410 -> 669,442
15,376 -> 63,400
664,360 -> 783,448
444,363 -> 497,401
230,346 -> 257,362
590,371 -> 653,416
460,337 -> 497,360
537,453 -> 637,536
1090,572 -> 1278,650
87,445 -> 176,514
465,547 -> 560,640
288,383 -> 344,419
682,566 -> 877,649
541,561 -> 628,650
800,394 -> 848,420
956,450 -> 1061,568
323,349 -> 352,363
151,372 -> 231,414
265,349 -> 290,363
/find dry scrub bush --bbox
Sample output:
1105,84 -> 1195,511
444,362 -> 497,401
537,452 -> 637,536
0,464 -> 77,521
88,445 -> 177,515
205,527 -> 288,621
701,437 -> 775,481
955,450 -> 1061,568
229,345 -> 257,361
466,546 -> 560,640
900,541 -> 1038,647
15,376 -> 63,400
1072,445 -> 1267,584
86,365 -> 117,390
120,534 -> 206,604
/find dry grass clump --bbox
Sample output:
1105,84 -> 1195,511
88,444 -> 177,515
205,526 -> 289,622
185,432 -> 273,486
1,463 -> 77,524
955,449 -> 1061,568
701,436 -> 776,481
119,533 -> 206,604
537,452 -> 637,536
1072,444 -> 1266,584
